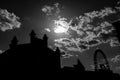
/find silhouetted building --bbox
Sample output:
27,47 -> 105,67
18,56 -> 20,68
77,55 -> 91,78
9,36 -> 18,48
29,30 -> 37,43
0,30 -> 61,71
112,21 -> 120,42
73,59 -> 85,72
0,30 -> 120,79
62,58 -> 85,73
43,34 -> 48,47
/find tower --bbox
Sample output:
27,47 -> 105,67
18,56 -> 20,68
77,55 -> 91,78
29,30 -> 36,43
54,47 -> 61,69
9,36 -> 18,48
42,34 -> 48,47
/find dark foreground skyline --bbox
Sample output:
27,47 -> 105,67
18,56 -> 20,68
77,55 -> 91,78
0,30 -> 120,80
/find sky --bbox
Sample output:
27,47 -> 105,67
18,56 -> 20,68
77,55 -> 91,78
0,0 -> 120,74
0,0 -> 118,49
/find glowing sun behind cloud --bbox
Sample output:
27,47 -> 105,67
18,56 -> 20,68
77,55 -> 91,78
54,25 -> 68,33
53,17 -> 69,34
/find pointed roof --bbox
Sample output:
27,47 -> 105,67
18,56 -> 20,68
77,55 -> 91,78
30,30 -> 36,36
74,59 -> 85,71
55,47 -> 60,53
11,36 -> 18,43
43,34 -> 48,40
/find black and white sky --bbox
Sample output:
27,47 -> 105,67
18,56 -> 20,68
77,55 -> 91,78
0,0 -> 118,49
0,0 -> 120,74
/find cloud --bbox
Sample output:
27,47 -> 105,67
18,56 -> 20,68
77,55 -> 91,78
42,3 -> 61,17
0,9 -> 21,32
85,7 -> 116,19
42,1 -> 120,54
0,50 -> 3,54
45,28 -> 51,32
111,55 -> 120,63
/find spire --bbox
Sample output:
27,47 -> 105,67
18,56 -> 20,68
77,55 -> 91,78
9,36 -> 18,48
43,34 -> 48,41
29,30 -> 37,43
30,30 -> 36,37
54,47 -> 61,69
43,34 -> 48,47
55,47 -> 60,53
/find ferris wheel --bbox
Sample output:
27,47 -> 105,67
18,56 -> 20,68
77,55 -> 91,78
93,48 -> 111,72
